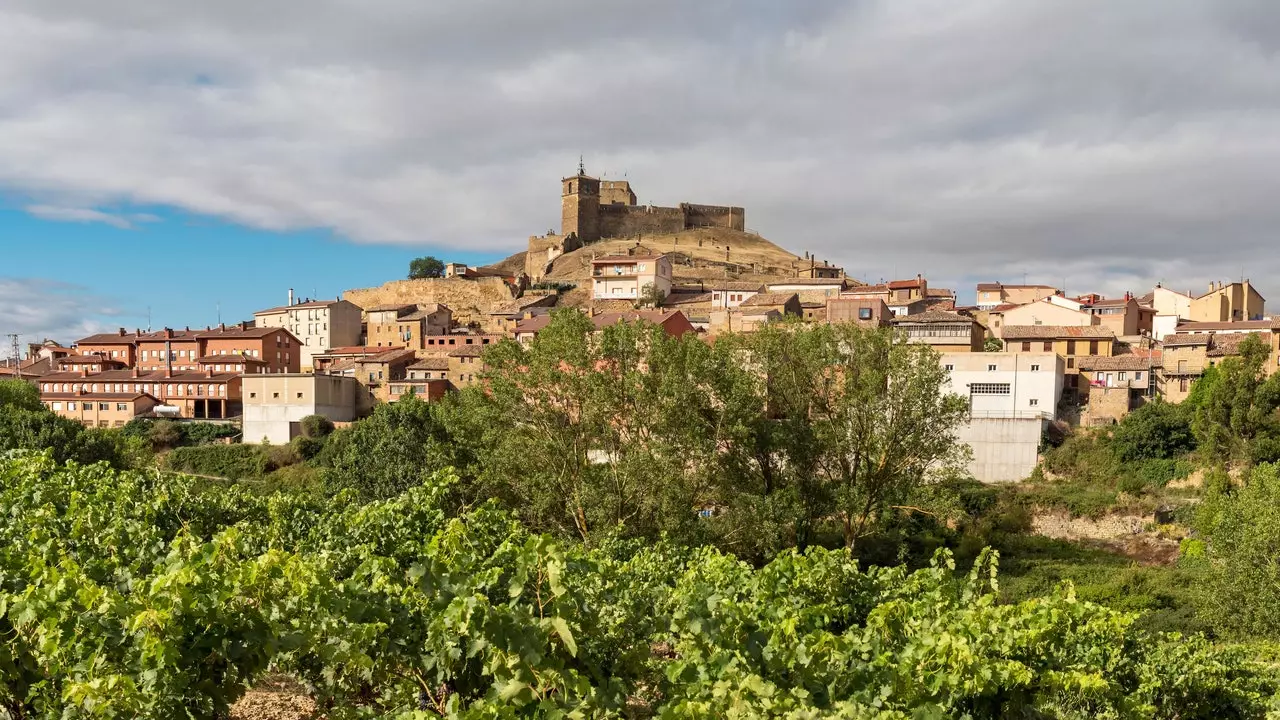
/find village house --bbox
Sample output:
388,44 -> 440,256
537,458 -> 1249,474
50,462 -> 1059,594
705,281 -> 764,310
317,348 -> 417,402
253,293 -> 364,371
447,345 -> 487,389
1077,354 -> 1155,424
488,295 -> 559,332
420,333 -> 505,356
711,293 -> 802,334
764,278 -> 847,299
388,358 -> 453,402
1082,295 -> 1155,338
1159,333 -> 1212,403
1189,280 -> 1265,323
38,369 -> 243,420
365,303 -> 452,349
989,298 -> 1098,338
590,253 -> 673,301
825,297 -> 891,328
1000,325 -> 1116,396
890,311 -> 984,352
975,282 -> 1061,310
242,374 -> 373,444
795,261 -> 845,279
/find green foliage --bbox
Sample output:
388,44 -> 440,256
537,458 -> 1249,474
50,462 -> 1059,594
0,454 -> 1271,719
123,418 -> 239,449
1189,462 -> 1280,639
162,443 -> 300,480
319,394 -> 458,499
147,418 -> 183,448
408,255 -> 445,279
298,414 -> 334,439
0,380 -> 129,467
1111,400 -> 1195,462
1192,336 -> 1280,464
983,336 -> 1004,352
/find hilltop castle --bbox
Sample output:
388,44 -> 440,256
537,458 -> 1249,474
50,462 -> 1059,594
526,166 -> 746,280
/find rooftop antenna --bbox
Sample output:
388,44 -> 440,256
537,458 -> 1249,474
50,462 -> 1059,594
6,334 -> 19,369
147,306 -> 152,332
216,301 -> 221,325
578,155 -> 585,175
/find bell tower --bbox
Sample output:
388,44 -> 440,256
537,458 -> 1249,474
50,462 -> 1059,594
561,158 -> 600,243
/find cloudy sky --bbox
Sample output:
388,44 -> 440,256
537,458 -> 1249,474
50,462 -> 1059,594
3,0 -> 1279,343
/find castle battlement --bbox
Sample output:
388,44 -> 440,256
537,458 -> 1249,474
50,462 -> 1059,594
560,168 -> 745,243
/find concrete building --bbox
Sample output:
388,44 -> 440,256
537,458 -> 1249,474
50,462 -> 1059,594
890,311 -> 984,352
940,352 -> 1064,483
242,374 -> 372,444
253,294 -> 364,371
1190,280 -> 1265,322
975,283 -> 1061,310
590,253 -> 673,302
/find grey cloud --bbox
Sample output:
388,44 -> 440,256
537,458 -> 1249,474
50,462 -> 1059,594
3,1 -> 1280,300
0,277 -> 124,344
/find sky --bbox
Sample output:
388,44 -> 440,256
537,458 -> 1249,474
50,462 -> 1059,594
4,0 -> 1280,345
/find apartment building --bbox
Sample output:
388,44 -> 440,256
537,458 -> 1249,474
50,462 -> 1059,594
76,324 -> 300,374
242,374 -> 373,444
42,392 -> 161,427
253,295 -> 363,370
975,283 -> 1061,310
365,303 -> 453,349
590,253 -> 673,301
38,369 -> 242,420
890,311 -> 984,352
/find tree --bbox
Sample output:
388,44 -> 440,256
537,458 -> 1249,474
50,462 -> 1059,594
983,337 -> 1003,352
636,282 -> 667,309
1110,400 -> 1195,462
319,394 -> 457,499
747,322 -> 971,548
1192,334 -> 1280,463
408,256 -> 445,279
299,414 -> 335,439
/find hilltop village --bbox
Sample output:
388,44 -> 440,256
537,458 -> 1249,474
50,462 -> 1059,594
3,167 -> 1271,483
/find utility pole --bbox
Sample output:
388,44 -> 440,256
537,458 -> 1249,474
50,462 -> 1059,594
6,334 -> 19,373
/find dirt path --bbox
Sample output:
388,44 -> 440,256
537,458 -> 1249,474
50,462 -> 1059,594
230,678 -> 317,720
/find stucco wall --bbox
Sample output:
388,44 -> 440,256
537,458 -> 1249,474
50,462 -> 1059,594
956,417 -> 1044,483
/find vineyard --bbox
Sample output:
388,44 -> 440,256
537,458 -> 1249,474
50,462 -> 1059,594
0,452 -> 1273,719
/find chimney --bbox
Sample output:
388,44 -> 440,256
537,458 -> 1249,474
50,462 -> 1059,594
1210,282 -> 1215,293
165,339 -> 173,377
289,288 -> 295,306
131,367 -> 140,379
164,328 -> 173,340
118,328 -> 126,336
80,366 -> 89,378
220,323 -> 226,331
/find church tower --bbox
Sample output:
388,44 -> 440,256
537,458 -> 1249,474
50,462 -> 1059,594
561,160 -> 600,243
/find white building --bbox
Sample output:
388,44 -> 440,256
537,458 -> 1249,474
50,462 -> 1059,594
941,352 -> 1064,483
1150,285 -> 1194,341
241,373 -> 371,444
590,254 -> 672,301
254,292 -> 364,371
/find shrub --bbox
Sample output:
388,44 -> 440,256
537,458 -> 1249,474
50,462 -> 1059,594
1111,400 -> 1194,462
299,414 -> 335,439
147,419 -> 183,449
164,445 -> 268,480
291,435 -> 325,461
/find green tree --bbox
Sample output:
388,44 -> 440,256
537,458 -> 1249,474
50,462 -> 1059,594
636,281 -> 667,308
983,336 -> 1004,352
299,414 -> 335,439
408,255 -> 445,279
1110,400 -> 1195,462
1189,462 -> 1280,638
747,322 -> 971,547
319,394 -> 457,499
1192,334 -> 1280,463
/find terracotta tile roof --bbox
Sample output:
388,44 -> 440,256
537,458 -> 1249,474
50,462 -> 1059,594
1176,320 -> 1278,332
1086,298 -> 1134,307
926,288 -> 955,298
1162,333 -> 1212,347
986,304 -> 1021,313
703,281 -> 765,292
1077,355 -> 1154,371
844,284 -> 889,294
195,326 -> 288,339
662,292 -> 713,306
448,345 -> 488,358
513,315 -> 554,335
77,331 -> 142,345
592,311 -> 685,329
887,279 -> 924,290
1000,325 -> 1116,339
365,303 -> 416,313
1207,333 -> 1264,357
408,357 -> 450,371
890,311 -> 976,325
315,346 -> 401,357
353,349 -> 418,365
740,293 -> 798,308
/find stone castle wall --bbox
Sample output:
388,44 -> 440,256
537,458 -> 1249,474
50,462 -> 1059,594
598,204 -> 686,237
683,203 -> 745,232
344,276 -> 517,326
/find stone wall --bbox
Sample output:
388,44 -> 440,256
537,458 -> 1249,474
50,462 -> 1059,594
598,204 -> 686,238
344,276 -> 517,327
1082,387 -> 1132,426
682,203 -> 745,231
525,234 -> 581,280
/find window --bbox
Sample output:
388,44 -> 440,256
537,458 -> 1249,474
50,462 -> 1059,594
1067,358 -> 1075,369
857,307 -> 873,320
1088,340 -> 1099,355
1066,340 -> 1076,355
296,392 -> 303,399
98,403 -> 109,411
1029,399 -> 1039,406
1179,377 -> 1189,392
1043,342 -> 1052,352
52,402 -> 63,411
249,392 -> 257,398
944,364 -> 954,371
272,392 -> 280,398
969,383 -> 1011,395
987,364 -> 997,371
1021,341 -> 1031,351
1118,372 -> 1127,381
1135,371 -> 1143,381
1030,364 -> 1040,372
67,402 -> 77,410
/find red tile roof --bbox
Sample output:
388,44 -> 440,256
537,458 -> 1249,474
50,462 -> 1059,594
887,279 -> 923,290
1001,325 -> 1116,339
